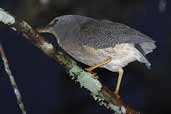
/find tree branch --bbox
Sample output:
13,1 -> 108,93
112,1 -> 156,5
0,44 -> 27,114
0,8 -> 139,114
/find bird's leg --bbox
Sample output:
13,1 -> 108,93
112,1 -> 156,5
114,68 -> 124,99
85,57 -> 112,76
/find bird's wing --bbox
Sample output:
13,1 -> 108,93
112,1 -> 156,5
79,19 -> 155,49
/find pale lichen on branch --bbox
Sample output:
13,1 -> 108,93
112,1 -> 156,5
0,8 -> 139,114
0,8 -> 15,25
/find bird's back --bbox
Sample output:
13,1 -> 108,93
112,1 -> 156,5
77,17 -> 156,55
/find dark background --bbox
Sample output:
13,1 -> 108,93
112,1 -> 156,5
0,0 -> 171,114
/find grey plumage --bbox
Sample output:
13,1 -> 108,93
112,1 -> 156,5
39,15 -> 156,72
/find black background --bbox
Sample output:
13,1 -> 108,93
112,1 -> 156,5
0,0 -> 171,114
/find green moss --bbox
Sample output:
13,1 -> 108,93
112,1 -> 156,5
69,65 -> 102,95
69,65 -> 83,76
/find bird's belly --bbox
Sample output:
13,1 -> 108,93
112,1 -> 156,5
61,43 -> 140,72
103,54 -> 136,72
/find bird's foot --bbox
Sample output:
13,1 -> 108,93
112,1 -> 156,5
114,91 -> 120,99
85,68 -> 97,76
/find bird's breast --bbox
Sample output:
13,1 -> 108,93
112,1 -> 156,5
60,42 -> 141,72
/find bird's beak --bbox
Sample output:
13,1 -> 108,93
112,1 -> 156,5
36,25 -> 52,33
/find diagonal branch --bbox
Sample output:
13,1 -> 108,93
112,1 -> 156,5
0,8 -> 139,114
0,44 -> 27,114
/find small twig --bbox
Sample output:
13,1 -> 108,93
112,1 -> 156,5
0,44 -> 27,114
0,8 -> 139,114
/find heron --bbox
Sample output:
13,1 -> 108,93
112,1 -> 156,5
37,15 -> 156,98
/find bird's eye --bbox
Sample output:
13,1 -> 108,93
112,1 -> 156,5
54,19 -> 59,23
48,18 -> 58,27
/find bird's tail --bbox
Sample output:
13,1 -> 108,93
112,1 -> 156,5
138,53 -> 152,69
144,59 -> 151,69
136,41 -> 156,69
139,41 -> 156,55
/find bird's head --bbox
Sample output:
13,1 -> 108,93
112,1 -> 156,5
40,15 -> 85,42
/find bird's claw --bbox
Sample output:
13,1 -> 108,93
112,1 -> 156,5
85,68 -> 97,76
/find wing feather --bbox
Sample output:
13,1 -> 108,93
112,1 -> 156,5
79,19 -> 155,49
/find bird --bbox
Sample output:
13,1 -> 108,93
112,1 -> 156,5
37,15 -> 156,98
